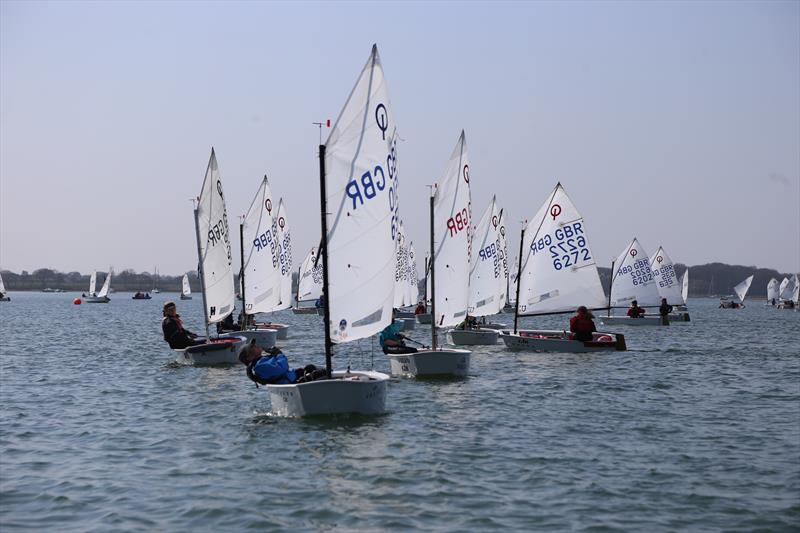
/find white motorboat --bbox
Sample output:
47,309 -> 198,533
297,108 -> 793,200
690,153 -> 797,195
506,183 -> 625,351
501,330 -> 626,353
264,46 -> 397,415
84,270 -> 112,303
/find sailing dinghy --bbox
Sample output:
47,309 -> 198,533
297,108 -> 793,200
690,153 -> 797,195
777,274 -> 798,309
292,247 -> 323,314
388,132 -> 473,375
177,149 -> 246,365
180,274 -> 192,300
449,196 -> 504,345
263,46 -> 394,416
676,269 -> 689,311
235,177 -> 289,342
84,270 -> 112,303
766,278 -> 779,305
720,274 -> 754,309
0,272 -> 10,301
601,238 -> 668,326
499,183 -> 625,352
649,246 -> 690,321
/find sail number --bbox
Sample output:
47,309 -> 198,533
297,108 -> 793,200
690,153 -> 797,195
446,207 -> 470,237
530,221 -> 591,271
344,103 -> 400,242
617,259 -> 653,285
653,264 -> 676,288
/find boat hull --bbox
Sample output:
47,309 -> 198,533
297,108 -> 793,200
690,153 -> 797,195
291,307 -> 318,315
265,370 -> 389,417
395,318 -> 416,331
415,313 -> 432,324
253,323 -> 290,340
83,296 -> 110,303
0,296 -> 10,302
448,328 -> 498,345
395,310 -> 416,319
500,330 -> 626,352
222,328 -> 277,348
180,295 -> 192,300
386,348 -> 471,377
668,311 -> 690,322
600,315 -> 669,326
177,336 -> 246,366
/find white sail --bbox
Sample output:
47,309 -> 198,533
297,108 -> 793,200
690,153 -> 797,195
97,270 -> 112,298
649,246 -> 683,305
241,177 -> 283,315
432,131 -> 472,327
89,271 -> 97,295
0,272 -> 5,293
298,247 -> 323,301
778,277 -> 790,300
734,275 -> 754,303
681,269 -> 689,304
497,208 -> 510,308
792,274 -> 799,303
406,242 -> 419,306
324,45 -> 398,343
610,238 -> 661,308
195,149 -> 235,324
275,198 -> 293,310
468,197 -> 503,317
394,221 -> 409,308
182,274 -> 191,297
767,278 -> 780,301
518,183 -> 607,314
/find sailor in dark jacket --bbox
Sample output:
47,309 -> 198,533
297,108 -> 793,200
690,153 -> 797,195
161,301 -> 202,349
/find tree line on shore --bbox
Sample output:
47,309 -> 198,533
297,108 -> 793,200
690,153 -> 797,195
0,263 -> 795,298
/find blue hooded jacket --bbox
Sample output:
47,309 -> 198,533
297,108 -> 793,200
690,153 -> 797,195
252,353 -> 296,384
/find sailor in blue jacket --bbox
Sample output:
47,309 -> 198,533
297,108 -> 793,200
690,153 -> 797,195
239,342 -> 326,385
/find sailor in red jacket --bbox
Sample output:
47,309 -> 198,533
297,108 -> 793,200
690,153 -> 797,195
627,300 -> 646,318
569,306 -> 597,342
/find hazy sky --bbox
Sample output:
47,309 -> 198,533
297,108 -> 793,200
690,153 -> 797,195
2,0 -> 798,277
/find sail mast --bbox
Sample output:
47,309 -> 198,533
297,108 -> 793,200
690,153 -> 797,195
193,201 -> 210,339
429,192 -> 437,351
239,221 -> 247,328
513,227 -> 524,334
607,260 -> 615,317
318,144 -> 333,377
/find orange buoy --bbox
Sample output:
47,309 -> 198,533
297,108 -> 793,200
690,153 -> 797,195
73,298 -> 82,305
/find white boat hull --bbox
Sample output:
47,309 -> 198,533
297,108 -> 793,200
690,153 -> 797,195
83,296 -> 110,303
177,336 -> 246,366
254,322 -> 290,340
600,315 -> 669,326
668,311 -> 690,322
395,318 -> 416,331
180,295 -> 192,300
477,322 -> 507,330
222,328 -> 277,348
386,348 -> 471,377
500,330 -> 626,353
448,328 -> 498,345
291,307 -> 318,315
265,370 -> 389,417
415,313 -> 432,324
395,310 -> 416,319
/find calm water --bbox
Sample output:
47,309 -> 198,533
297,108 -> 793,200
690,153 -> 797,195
1,293 -> 798,531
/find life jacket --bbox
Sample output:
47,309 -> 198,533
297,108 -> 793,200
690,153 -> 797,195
570,315 -> 595,334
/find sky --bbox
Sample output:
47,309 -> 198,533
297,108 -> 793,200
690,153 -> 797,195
1,0 -> 798,277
